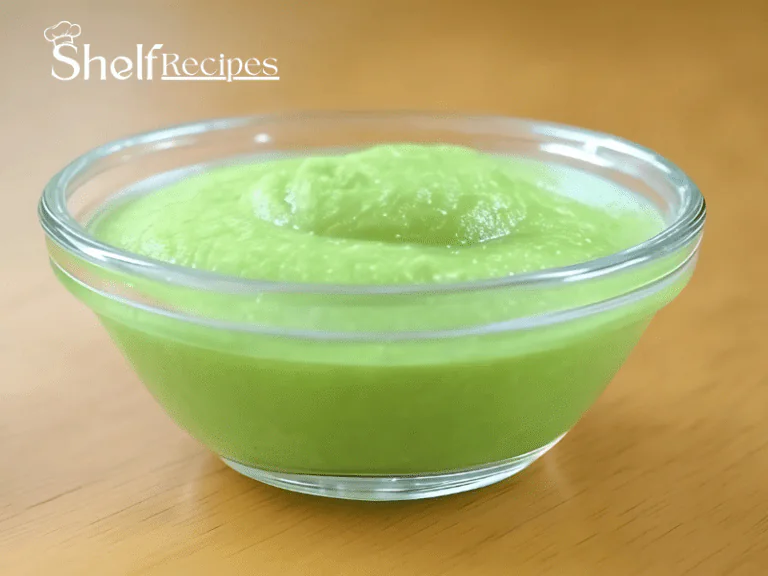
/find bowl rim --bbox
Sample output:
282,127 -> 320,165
38,110 -> 706,296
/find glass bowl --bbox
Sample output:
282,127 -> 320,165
39,112 -> 705,500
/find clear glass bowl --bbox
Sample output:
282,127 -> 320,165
39,113 -> 705,500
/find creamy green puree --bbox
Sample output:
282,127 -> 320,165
93,144 -> 659,284
77,144 -> 674,475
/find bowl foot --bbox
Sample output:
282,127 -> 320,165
221,434 -> 565,501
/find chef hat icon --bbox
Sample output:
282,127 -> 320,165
44,21 -> 81,47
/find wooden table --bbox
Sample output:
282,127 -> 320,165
2,1 -> 767,574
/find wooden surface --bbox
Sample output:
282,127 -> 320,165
2,1 -> 767,574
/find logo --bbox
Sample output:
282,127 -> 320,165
44,20 -> 81,47
44,21 -> 279,82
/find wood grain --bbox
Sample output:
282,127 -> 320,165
1,1 -> 767,574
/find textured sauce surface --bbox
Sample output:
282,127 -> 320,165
91,144 -> 662,284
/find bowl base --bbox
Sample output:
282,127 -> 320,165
221,434 -> 564,501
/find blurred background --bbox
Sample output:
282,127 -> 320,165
2,1 -> 767,574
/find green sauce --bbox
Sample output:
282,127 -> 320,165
69,144 -> 679,474
92,144 -> 661,284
